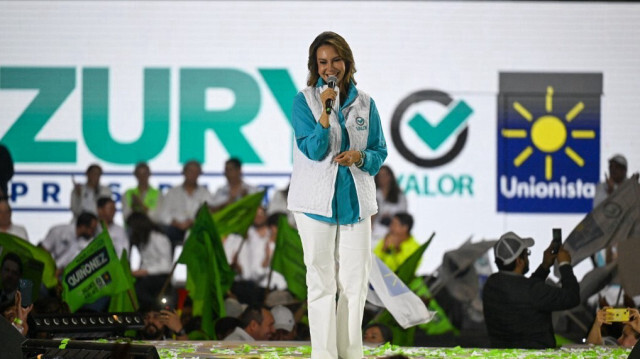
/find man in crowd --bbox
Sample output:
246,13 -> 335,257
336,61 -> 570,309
0,252 -> 22,306
224,305 -> 275,341
593,154 -> 628,208
209,158 -> 258,212
156,160 -> 211,249
97,197 -> 129,258
373,212 -> 420,271
482,231 -> 580,348
39,212 -> 98,271
0,199 -> 28,240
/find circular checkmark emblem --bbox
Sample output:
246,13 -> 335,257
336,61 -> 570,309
391,89 -> 471,168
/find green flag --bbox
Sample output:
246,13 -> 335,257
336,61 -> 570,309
0,232 -> 58,289
108,249 -> 139,313
212,190 -> 265,237
395,233 -> 434,284
62,230 -> 129,312
178,205 -> 235,339
271,216 -> 307,300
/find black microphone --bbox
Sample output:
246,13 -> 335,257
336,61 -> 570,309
325,75 -> 337,114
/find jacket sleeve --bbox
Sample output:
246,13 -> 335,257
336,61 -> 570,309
292,92 -> 330,161
530,264 -> 580,311
359,98 -> 387,176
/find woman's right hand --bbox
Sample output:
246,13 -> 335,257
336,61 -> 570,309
320,87 -> 337,109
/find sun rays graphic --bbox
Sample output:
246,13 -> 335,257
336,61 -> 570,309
501,86 -> 595,180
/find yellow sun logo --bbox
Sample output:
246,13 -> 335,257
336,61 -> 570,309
501,86 -> 596,180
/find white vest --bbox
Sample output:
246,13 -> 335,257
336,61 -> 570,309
287,85 -> 378,220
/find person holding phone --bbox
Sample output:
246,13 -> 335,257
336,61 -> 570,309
483,231 -> 580,349
0,252 -> 22,306
587,307 -> 640,347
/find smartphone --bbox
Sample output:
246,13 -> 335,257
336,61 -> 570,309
551,228 -> 562,255
159,296 -> 173,311
606,308 -> 630,322
18,278 -> 33,307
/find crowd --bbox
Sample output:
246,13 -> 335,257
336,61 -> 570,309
0,140 -> 639,351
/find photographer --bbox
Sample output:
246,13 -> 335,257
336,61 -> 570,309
482,232 -> 580,349
587,307 -> 640,347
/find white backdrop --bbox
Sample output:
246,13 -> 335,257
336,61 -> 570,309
2,1 -> 640,279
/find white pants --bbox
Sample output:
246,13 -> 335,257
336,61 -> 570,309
294,213 -> 372,359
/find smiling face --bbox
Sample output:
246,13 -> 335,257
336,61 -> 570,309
316,44 -> 346,86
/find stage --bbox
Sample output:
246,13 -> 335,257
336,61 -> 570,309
134,341 -> 632,358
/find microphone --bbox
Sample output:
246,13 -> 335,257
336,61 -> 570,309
325,75 -> 337,114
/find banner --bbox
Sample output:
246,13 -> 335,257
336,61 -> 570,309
61,230 -> 129,312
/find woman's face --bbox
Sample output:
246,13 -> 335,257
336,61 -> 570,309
316,45 -> 346,86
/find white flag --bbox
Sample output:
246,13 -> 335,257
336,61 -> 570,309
367,256 -> 434,329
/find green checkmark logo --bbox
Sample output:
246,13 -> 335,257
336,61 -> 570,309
408,100 -> 473,151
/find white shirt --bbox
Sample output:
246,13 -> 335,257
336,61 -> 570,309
137,231 -> 172,275
0,223 -> 29,240
40,224 -> 91,268
223,326 -> 255,341
70,184 -> 112,218
209,182 -> 259,208
157,185 -> 212,225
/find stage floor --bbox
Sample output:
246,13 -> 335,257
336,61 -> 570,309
141,341 -> 632,358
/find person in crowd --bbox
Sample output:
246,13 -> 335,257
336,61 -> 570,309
216,316 -> 242,340
96,197 -> 129,258
0,252 -> 22,306
482,231 -> 580,349
373,212 -> 420,272
140,307 -> 188,340
223,206 -> 270,281
0,199 -> 28,240
372,165 -> 407,242
39,212 -> 98,270
592,154 -> 630,267
223,304 -> 275,341
122,162 -> 161,221
587,307 -> 640,348
363,323 -> 393,346
126,212 -> 173,311
287,31 -> 387,359
270,305 -> 297,340
1,290 -> 33,336
156,160 -> 211,249
209,157 -> 259,212
593,154 -> 628,208
267,183 -> 296,228
0,144 -> 14,201
70,164 -> 112,219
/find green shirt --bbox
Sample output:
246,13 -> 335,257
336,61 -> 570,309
373,235 -> 420,272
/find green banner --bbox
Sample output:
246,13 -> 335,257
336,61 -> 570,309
108,249 -> 139,313
271,216 -> 307,300
178,205 -> 236,339
61,230 -> 129,312
0,232 -> 57,289
212,190 -> 265,238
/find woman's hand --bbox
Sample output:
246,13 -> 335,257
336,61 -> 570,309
627,308 -> 640,333
318,88 -> 337,128
334,150 -> 361,167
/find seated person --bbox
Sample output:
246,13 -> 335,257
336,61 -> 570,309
587,307 -> 640,348
482,231 -> 579,349
363,323 -> 393,346
223,305 -> 275,341
270,305 -> 296,341
373,212 -> 419,271
209,158 -> 258,212
39,212 -> 98,271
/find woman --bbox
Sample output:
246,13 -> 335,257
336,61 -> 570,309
372,165 -> 407,242
70,163 -> 112,219
122,162 -> 161,221
287,31 -> 387,359
126,212 -> 173,311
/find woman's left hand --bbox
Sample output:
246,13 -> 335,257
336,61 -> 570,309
334,150 -> 361,167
